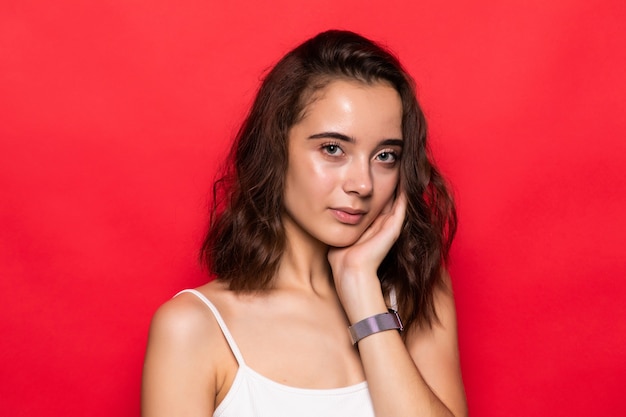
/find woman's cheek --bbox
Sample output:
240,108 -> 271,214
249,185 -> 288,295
311,159 -> 343,190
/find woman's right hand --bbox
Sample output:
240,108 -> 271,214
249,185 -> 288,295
327,191 -> 407,323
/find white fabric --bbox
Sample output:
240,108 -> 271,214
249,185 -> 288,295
177,289 -> 375,417
389,287 -> 398,312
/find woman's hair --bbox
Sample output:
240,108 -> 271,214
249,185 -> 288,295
201,30 -> 456,330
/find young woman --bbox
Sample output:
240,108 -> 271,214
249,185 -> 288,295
142,30 -> 467,417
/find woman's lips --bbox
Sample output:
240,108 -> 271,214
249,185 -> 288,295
329,208 -> 366,225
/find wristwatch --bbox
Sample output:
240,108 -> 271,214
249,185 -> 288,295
348,309 -> 403,345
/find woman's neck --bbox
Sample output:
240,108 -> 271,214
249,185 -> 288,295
274,215 -> 334,296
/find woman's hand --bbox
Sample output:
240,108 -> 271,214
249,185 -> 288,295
328,191 -> 407,322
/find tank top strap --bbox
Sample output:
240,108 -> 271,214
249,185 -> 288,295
388,286 -> 398,312
175,289 -> 246,366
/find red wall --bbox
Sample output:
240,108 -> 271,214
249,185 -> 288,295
2,1 -> 625,415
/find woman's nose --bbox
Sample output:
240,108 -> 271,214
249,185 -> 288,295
342,158 -> 373,196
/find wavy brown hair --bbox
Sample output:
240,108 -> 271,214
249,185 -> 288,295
201,30 -> 456,330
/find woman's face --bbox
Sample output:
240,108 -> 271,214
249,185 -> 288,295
283,79 -> 403,248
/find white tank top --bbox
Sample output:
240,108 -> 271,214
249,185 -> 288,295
177,289 -> 375,417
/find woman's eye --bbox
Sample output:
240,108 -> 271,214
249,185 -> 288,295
376,151 -> 397,162
322,144 -> 343,156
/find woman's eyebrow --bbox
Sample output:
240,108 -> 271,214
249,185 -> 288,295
308,132 -> 355,142
380,139 -> 404,148
308,132 -> 403,147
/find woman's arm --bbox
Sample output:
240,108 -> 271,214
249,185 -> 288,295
405,272 -> 467,417
333,271 -> 467,417
328,193 -> 467,417
141,295 -> 221,417
356,274 -> 467,417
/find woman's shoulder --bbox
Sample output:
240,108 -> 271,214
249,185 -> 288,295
143,281 -> 237,414
147,280 -> 231,354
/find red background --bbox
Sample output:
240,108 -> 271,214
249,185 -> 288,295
1,0 -> 625,415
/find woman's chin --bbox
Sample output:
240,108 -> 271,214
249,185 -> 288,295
325,235 -> 360,249
322,222 -> 374,249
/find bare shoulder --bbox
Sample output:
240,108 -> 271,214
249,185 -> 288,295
149,290 -> 212,346
141,281 -> 233,417
405,270 -> 468,417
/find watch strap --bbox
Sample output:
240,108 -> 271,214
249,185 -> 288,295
348,310 -> 403,345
